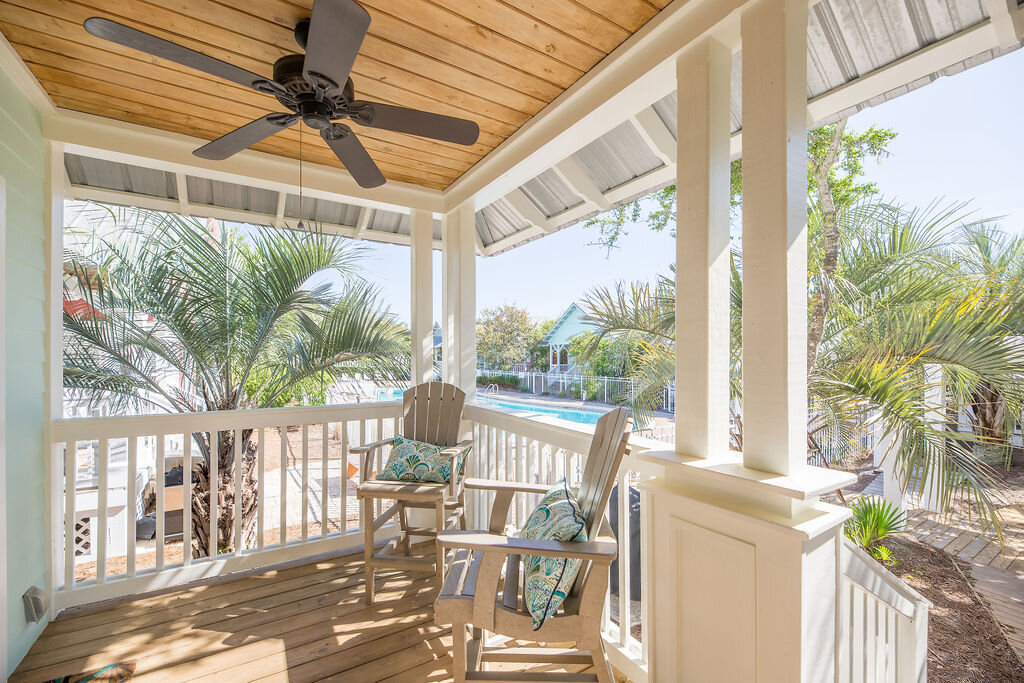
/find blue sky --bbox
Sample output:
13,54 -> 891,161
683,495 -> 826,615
349,47 -> 1024,325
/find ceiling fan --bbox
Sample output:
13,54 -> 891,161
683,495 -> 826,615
83,0 -> 480,189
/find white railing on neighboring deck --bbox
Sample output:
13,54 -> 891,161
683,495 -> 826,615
50,401 -> 404,610
838,537 -> 931,683
462,403 -> 663,683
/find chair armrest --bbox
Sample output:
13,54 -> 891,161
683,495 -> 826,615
438,439 -> 473,458
464,478 -> 551,495
350,438 -> 392,455
437,530 -> 617,561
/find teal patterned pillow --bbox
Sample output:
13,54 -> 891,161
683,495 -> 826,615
374,435 -> 467,483
519,480 -> 587,630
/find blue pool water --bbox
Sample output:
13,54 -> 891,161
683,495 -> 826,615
373,389 -> 606,425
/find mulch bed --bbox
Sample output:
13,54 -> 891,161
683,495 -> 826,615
887,536 -> 1024,682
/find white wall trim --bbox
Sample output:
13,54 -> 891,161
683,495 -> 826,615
0,33 -> 56,117
0,174 -> 8,679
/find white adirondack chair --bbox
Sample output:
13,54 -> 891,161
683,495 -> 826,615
434,407 -> 631,683
353,382 -> 471,604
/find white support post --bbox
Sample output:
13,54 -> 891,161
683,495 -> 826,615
442,202 -> 477,398
0,175 -> 6,680
673,36 -> 732,461
642,4 -> 854,682
410,210 -> 433,385
273,191 -> 286,229
741,0 -> 809,477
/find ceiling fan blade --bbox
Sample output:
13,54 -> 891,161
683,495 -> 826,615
193,114 -> 298,160
303,0 -> 370,94
84,17 -> 285,97
349,102 -> 479,146
321,125 -> 385,189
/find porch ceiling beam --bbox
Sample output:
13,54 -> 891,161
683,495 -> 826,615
806,18 -> 1004,125
175,173 -> 190,217
553,158 -> 611,212
273,192 -> 286,229
483,225 -> 546,257
631,109 -> 677,166
443,0 -> 747,211
984,0 -> 1024,47
503,189 -> 554,233
68,184 -> 441,249
353,206 -> 372,240
44,109 -> 445,216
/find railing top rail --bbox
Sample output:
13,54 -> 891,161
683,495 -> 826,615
464,402 -> 594,454
51,400 -> 404,442
841,537 -> 932,618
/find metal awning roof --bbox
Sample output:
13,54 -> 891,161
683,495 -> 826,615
60,0 -> 1021,256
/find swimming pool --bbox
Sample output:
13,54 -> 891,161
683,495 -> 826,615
373,389 -> 607,425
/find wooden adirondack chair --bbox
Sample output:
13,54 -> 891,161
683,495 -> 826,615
353,382 -> 471,604
434,407 -> 630,683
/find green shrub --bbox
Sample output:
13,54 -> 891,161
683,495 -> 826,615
844,496 -> 906,565
476,373 -> 519,390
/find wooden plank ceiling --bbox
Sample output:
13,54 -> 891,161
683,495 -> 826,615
0,0 -> 670,190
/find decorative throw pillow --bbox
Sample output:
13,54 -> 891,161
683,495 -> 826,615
374,435 -> 468,483
519,479 -> 588,630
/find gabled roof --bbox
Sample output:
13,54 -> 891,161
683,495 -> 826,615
540,303 -> 596,348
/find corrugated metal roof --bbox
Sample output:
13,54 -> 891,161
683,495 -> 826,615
476,198 -> 529,245
283,195 -> 362,226
185,176 -> 278,215
65,153 -> 177,199
367,209 -> 409,234
570,121 -> 665,193
520,169 -> 584,217
479,0 -> 1018,253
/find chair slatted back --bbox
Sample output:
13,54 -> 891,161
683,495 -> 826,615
576,407 -> 630,539
402,382 -> 466,448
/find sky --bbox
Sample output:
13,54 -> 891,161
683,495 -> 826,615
336,47 -> 1024,326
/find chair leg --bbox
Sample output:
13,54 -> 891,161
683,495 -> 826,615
435,497 -> 446,580
362,496 -> 375,605
398,503 -> 411,555
458,491 -> 467,530
584,634 -> 614,683
452,622 -> 468,682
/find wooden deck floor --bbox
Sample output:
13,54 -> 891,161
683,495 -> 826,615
906,505 -> 1024,660
12,550 -> 621,682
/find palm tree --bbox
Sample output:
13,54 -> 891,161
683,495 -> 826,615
580,201 -> 1024,536
63,205 -> 409,556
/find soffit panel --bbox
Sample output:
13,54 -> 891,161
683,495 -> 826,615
520,169 -> 585,218
65,152 -> 177,199
570,121 -> 664,193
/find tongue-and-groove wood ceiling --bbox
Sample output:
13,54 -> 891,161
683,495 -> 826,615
0,0 -> 669,190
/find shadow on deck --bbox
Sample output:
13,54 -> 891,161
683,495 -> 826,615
12,548 -> 624,682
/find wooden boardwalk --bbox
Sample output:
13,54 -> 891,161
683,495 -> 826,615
906,505 -> 1024,660
12,550 -> 624,682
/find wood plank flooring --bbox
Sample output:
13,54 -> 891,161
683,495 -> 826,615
12,549 -> 623,682
906,505 -> 1024,662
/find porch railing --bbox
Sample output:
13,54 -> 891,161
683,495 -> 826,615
50,401 -> 404,610
838,537 -> 931,683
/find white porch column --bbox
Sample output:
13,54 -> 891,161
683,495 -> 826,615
409,209 -> 433,385
642,4 -> 854,681
741,0 -> 809,477
673,36 -> 732,460
441,202 -> 476,398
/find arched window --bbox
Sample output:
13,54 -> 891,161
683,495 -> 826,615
560,348 -> 569,365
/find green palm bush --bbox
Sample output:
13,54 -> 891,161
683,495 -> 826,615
578,201 -> 1024,537
63,205 -> 409,556
844,497 -> 907,565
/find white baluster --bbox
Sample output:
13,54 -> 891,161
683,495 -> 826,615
127,437 -> 138,577
321,422 -> 328,539
257,428 -> 265,552
155,434 -> 164,571
279,426 -> 287,547
233,429 -> 243,554
301,424 -> 309,542
96,438 -> 109,582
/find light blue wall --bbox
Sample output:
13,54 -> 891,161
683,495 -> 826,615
1,68 -> 49,674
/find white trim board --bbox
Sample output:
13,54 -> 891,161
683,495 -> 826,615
1,175 -> 8,679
